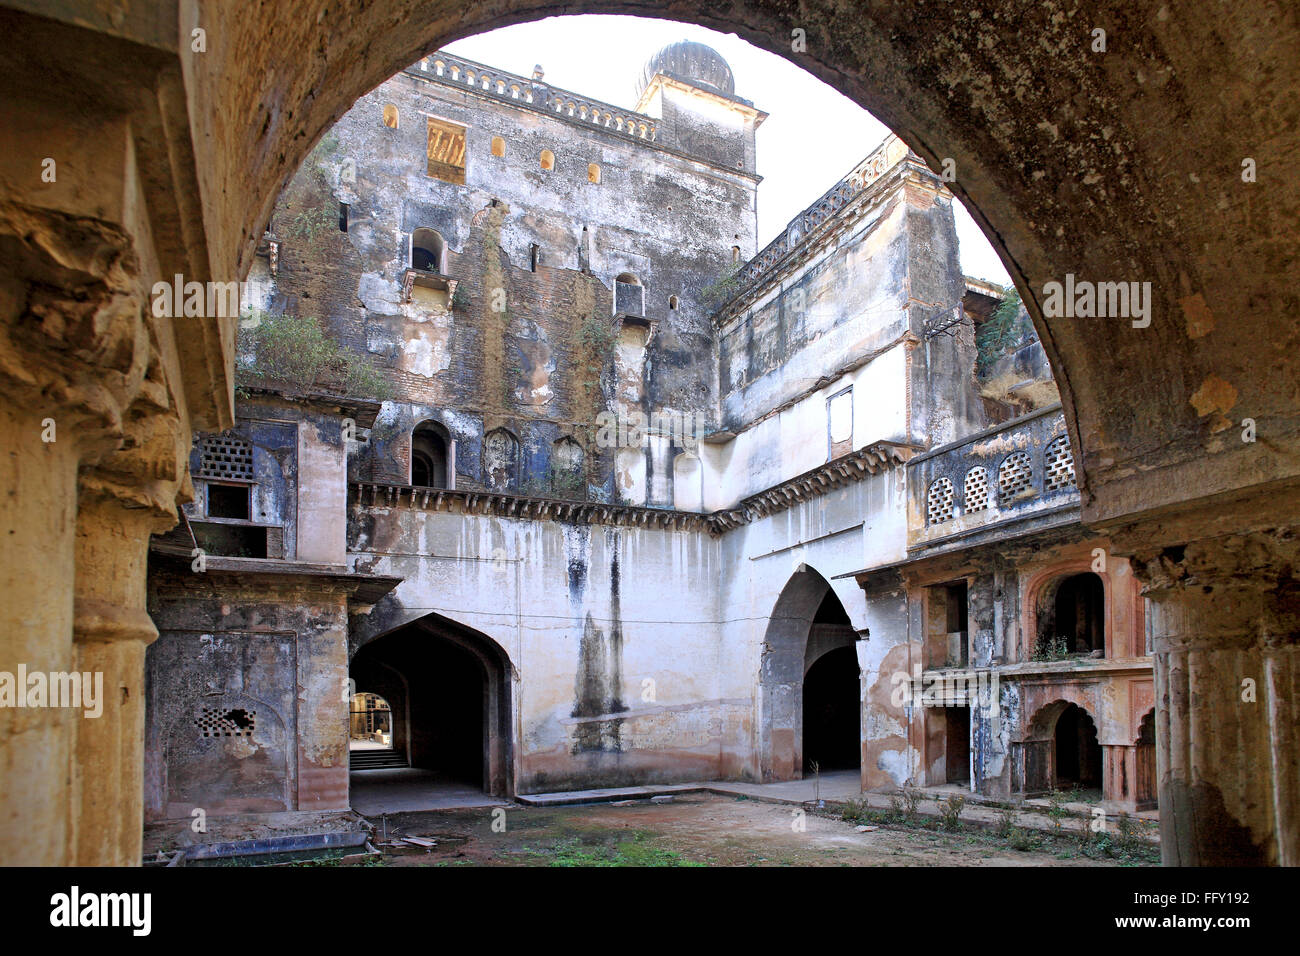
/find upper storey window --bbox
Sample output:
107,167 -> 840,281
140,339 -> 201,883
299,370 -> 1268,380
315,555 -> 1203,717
382,104 -> 399,129
614,273 -> 643,317
426,117 -> 467,184
411,228 -> 446,273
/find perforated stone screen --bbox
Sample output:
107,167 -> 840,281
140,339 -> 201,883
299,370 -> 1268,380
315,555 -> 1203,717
927,476 -> 955,525
198,435 -> 254,481
194,706 -> 255,738
1044,434 -> 1077,492
964,467 -> 990,513
998,451 -> 1033,500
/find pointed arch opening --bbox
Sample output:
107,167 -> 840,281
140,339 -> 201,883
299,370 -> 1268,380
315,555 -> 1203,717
411,419 -> 452,488
349,614 -> 514,806
759,566 -> 860,782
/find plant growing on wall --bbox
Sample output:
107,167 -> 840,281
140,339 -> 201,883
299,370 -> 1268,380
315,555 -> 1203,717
699,262 -> 743,310
283,204 -> 335,242
577,312 -> 615,357
975,289 -> 1029,374
236,310 -> 393,401
1030,634 -> 1071,662
519,462 -> 587,500
451,284 -> 470,311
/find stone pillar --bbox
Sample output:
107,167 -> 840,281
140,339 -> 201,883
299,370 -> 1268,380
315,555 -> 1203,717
0,203 -> 196,865
0,404 -> 84,865
72,485 -> 178,865
1130,530 -> 1300,865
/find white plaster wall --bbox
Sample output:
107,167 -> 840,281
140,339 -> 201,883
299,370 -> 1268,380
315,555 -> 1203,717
297,425 -> 348,564
702,343 -> 909,510
350,463 -> 907,788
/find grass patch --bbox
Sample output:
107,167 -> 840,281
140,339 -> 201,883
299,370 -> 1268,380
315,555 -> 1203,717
516,831 -> 706,867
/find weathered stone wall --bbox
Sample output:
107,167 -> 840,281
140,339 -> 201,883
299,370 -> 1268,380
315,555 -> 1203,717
248,58 -> 759,504
144,565 -> 353,835
347,462 -> 906,791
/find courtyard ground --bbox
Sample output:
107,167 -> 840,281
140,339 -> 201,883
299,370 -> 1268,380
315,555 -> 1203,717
351,791 -> 1157,867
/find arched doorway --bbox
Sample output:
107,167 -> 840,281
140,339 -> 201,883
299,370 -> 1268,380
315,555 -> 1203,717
760,568 -> 859,781
1054,573 -> 1105,656
1135,709 -> 1157,811
348,692 -> 403,770
1054,702 -> 1103,794
349,614 -> 513,808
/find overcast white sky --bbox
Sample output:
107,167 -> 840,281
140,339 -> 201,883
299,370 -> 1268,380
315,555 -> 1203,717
446,15 -> 1011,284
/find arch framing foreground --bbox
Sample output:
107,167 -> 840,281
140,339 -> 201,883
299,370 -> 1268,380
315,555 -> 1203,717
0,0 -> 1297,864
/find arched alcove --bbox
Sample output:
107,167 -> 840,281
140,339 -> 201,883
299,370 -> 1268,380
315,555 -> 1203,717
411,227 -> 446,273
411,420 -> 451,488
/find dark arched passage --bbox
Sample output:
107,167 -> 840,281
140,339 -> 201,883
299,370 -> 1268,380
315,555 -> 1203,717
350,614 -> 513,798
1054,702 -> 1103,793
760,568 -> 859,781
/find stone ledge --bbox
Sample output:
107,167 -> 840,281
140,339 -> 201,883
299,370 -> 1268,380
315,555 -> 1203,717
350,441 -> 914,536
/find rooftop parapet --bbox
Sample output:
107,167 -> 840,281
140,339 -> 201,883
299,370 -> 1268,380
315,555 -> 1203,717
406,52 -> 658,143
714,135 -> 916,315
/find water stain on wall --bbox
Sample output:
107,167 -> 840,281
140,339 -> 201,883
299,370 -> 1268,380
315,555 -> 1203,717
570,530 -> 627,752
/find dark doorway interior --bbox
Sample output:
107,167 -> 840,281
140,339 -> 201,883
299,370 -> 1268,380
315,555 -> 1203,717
351,621 -> 503,790
1054,703 -> 1103,790
803,645 -> 860,773
945,706 -> 971,784
1053,573 -> 1105,655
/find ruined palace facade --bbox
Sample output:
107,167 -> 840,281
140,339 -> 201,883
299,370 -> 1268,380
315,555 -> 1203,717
141,41 -> 1153,848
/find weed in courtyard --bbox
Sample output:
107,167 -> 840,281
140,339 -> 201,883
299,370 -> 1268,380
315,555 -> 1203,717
939,793 -> 966,832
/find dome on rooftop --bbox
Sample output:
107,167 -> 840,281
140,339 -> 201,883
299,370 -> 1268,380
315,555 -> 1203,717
635,40 -> 735,102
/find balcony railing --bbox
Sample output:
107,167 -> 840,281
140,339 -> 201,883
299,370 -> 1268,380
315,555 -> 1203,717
907,404 -> 1080,552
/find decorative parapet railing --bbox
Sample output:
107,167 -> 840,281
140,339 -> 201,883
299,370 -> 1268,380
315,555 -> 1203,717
907,404 -> 1080,553
408,52 -> 657,142
349,441 -> 914,538
717,136 -> 914,313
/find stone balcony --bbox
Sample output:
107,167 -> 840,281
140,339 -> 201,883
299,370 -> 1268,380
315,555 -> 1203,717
907,403 -> 1080,556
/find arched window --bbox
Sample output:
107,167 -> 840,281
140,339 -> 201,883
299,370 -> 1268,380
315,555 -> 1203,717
963,466 -> 990,513
587,163 -> 601,184
998,450 -> 1033,501
539,149 -> 555,171
411,228 -> 446,273
1035,571 -> 1106,658
382,104 -> 399,129
411,421 -> 450,488
614,272 -> 644,317
668,295 -> 679,310
491,136 -> 506,157
1044,433 -> 1077,492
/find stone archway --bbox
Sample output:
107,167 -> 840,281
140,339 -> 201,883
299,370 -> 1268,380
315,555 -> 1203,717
350,613 -> 514,799
759,567 -> 858,782
168,1 -> 1300,538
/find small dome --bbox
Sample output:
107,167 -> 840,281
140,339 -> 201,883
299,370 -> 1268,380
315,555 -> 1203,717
635,40 -> 735,102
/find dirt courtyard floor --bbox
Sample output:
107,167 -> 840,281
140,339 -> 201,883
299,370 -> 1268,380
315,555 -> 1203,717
361,792 -> 1156,867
